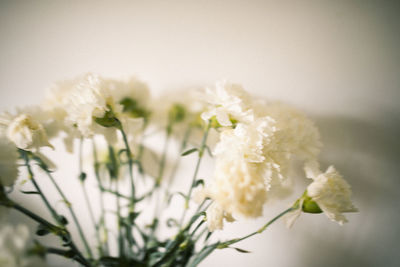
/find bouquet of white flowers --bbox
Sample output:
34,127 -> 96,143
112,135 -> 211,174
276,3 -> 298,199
0,74 -> 357,267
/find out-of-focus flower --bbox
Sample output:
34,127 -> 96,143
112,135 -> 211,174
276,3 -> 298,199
108,77 -> 150,119
0,113 -> 53,151
307,166 -> 358,225
201,80 -> 254,127
0,224 -> 45,267
0,137 -> 19,186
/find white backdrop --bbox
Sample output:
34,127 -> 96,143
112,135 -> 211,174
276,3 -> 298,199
1,1 -> 399,266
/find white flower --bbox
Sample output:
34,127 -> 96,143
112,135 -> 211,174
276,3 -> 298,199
307,166 -> 358,225
206,202 -> 234,232
107,77 -> 150,110
0,224 -> 45,267
65,73 -> 120,137
214,118 -> 275,163
0,137 -> 19,186
203,118 -> 275,224
201,80 -> 254,126
1,113 -> 53,151
257,102 -> 322,162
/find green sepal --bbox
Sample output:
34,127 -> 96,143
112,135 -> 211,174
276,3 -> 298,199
302,195 -> 323,214
95,109 -> 121,129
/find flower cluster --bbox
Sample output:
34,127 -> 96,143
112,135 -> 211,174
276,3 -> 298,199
198,81 -> 356,230
0,74 -> 357,267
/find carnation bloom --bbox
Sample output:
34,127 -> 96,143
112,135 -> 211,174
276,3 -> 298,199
0,113 -> 53,151
201,80 -> 254,126
65,73 -> 118,138
206,202 -> 235,231
285,166 -> 357,227
204,118 -> 275,228
0,224 -> 45,267
0,137 -> 19,186
307,166 -> 358,225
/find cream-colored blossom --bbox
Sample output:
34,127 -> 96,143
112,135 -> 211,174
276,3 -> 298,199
214,118 -> 275,163
1,113 -> 53,151
0,137 -> 19,186
0,224 -> 45,267
201,80 -> 254,126
203,118 -> 275,224
107,77 -> 150,109
206,202 -> 234,232
307,166 -> 358,225
257,102 -> 322,162
65,73 -> 119,137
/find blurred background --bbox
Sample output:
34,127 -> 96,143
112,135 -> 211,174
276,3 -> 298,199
0,1 -> 399,266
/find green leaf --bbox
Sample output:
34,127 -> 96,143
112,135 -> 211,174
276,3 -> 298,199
232,247 -> 251,253
181,148 -> 198,156
20,190 -> 40,195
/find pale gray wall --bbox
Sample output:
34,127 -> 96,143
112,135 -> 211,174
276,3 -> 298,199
1,1 -> 399,266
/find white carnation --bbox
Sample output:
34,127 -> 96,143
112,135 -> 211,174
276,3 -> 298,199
65,73 -> 120,137
2,113 -> 53,151
0,137 -> 18,186
204,118 -> 275,224
201,80 -> 254,126
307,166 -> 358,225
0,224 -> 45,267
107,77 -> 150,108
206,202 -> 234,232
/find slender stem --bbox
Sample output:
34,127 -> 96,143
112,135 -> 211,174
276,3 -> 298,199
165,126 -> 192,200
79,138 -> 101,256
46,247 -> 87,266
115,180 -> 125,258
218,207 -> 295,248
20,151 -> 59,224
119,125 -> 135,211
179,123 -> 210,227
155,127 -> 171,187
92,140 -> 109,254
149,125 -> 171,241
43,167 -> 93,258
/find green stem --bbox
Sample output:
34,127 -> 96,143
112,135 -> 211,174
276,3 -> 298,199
217,207 -> 295,248
179,123 -> 210,227
92,140 -> 109,255
115,180 -> 125,258
155,126 -> 171,187
119,125 -> 135,212
43,166 -> 93,258
20,151 -> 60,224
79,138 -> 102,257
165,126 -> 192,200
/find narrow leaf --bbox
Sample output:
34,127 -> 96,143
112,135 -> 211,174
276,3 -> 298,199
20,190 -> 40,195
232,247 -> 251,253
181,148 -> 198,156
